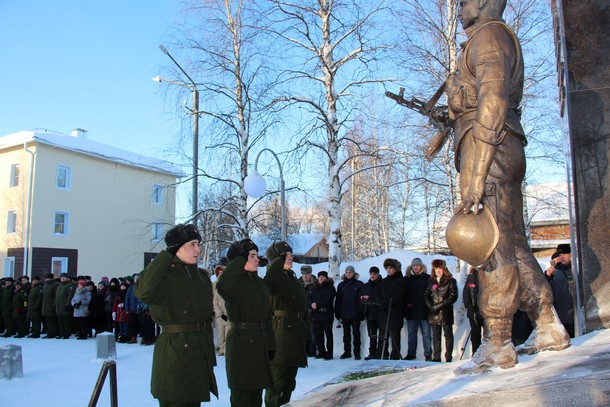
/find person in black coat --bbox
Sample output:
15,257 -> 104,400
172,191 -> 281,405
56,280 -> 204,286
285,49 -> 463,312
335,266 -> 364,359
359,266 -> 383,360
377,259 -> 407,360
308,271 -> 336,360
424,259 -> 458,362
404,258 -> 432,361
463,267 -> 485,355
545,244 -> 575,338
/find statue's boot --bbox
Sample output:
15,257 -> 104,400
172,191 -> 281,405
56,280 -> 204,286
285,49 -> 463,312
517,307 -> 570,355
455,317 -> 517,374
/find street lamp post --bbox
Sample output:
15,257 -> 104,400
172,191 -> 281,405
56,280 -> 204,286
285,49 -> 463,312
154,44 -> 199,224
244,148 -> 286,242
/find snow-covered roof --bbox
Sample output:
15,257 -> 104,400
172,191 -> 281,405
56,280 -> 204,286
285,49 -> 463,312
525,182 -> 570,224
0,130 -> 184,176
254,232 -> 326,256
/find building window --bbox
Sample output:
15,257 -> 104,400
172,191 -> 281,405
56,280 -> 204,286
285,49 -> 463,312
10,163 -> 20,187
152,223 -> 163,242
54,211 -> 69,235
152,184 -> 164,205
4,257 -> 15,278
56,165 -> 72,190
7,210 -> 17,234
51,257 -> 68,275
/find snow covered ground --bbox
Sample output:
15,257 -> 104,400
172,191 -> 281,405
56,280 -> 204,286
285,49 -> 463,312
1,328 -> 608,406
0,250 -> 571,406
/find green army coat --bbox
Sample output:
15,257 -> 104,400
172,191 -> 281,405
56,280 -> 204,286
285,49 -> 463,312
55,281 -> 74,317
27,283 -> 44,319
264,258 -> 310,367
12,288 -> 27,318
1,286 -> 13,317
134,250 -> 218,403
42,281 -> 57,317
217,256 -> 275,390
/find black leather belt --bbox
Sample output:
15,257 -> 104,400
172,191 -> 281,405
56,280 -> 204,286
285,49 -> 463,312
161,322 -> 210,333
231,322 -> 266,330
274,310 -> 304,319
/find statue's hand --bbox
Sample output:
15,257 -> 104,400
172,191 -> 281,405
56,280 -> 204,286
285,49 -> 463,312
455,175 -> 485,214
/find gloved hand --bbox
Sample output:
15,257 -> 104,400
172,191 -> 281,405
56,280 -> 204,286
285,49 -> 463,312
258,256 -> 269,267
166,243 -> 182,255
221,314 -> 228,321
265,241 -> 293,262
74,302 -> 81,310
268,350 -> 276,361
112,312 -> 117,321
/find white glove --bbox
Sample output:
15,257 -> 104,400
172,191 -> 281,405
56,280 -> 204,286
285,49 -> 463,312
112,312 -> 117,321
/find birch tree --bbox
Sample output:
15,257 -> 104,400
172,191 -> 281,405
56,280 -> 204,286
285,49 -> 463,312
161,0 -> 276,240
264,0 -> 393,277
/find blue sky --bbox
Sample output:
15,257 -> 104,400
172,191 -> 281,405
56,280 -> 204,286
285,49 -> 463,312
0,0 -> 184,159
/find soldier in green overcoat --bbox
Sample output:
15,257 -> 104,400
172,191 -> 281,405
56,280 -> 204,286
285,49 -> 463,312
1,278 -> 15,337
42,273 -> 59,338
217,239 -> 275,407
27,275 -> 44,337
263,241 -> 310,407
134,224 -> 218,407
12,281 -> 28,337
55,273 -> 75,339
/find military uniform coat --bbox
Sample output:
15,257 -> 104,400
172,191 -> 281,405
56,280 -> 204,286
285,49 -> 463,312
42,281 -> 57,317
264,258 -> 309,368
55,281 -> 75,316
217,256 -> 275,390
135,250 -> 218,403
27,284 -> 44,319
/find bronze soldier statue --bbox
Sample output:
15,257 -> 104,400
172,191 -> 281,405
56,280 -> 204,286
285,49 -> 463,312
440,0 -> 571,374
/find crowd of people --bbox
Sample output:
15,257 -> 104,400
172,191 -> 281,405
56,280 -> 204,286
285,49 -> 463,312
0,271 -> 155,345
0,231 -> 574,407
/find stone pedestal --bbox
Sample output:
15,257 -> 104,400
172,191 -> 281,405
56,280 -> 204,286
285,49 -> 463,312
556,0 -> 610,332
0,344 -> 24,380
96,332 -> 117,359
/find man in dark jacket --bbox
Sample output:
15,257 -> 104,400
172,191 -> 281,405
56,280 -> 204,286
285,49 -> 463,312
1,278 -> 15,337
55,273 -> 75,339
404,258 -> 432,361
308,271 -> 336,360
299,265 -> 317,357
335,265 -> 364,359
464,267 -> 485,354
12,281 -> 28,337
135,223 -> 218,405
545,244 -> 575,338
378,259 -> 407,360
264,241 -> 310,407
217,238 -> 275,407
360,266 -> 383,360
42,273 -> 58,339
26,275 -> 44,338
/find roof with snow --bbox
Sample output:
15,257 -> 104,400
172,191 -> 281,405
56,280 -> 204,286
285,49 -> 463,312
525,182 -> 570,224
0,130 -> 184,176
253,232 -> 327,256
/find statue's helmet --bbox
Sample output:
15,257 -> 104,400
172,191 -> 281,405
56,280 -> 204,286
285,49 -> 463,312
446,206 -> 499,267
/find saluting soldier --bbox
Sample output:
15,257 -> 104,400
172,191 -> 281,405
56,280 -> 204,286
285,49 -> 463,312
264,241 -> 310,407
217,239 -> 275,407
135,223 -> 218,406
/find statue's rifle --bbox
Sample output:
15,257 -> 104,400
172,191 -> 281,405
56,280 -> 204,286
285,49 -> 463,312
385,82 -> 451,162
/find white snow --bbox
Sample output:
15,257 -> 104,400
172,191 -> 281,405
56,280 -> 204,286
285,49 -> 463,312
1,130 -> 184,176
1,326 -> 607,406
1,249 -> 597,406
